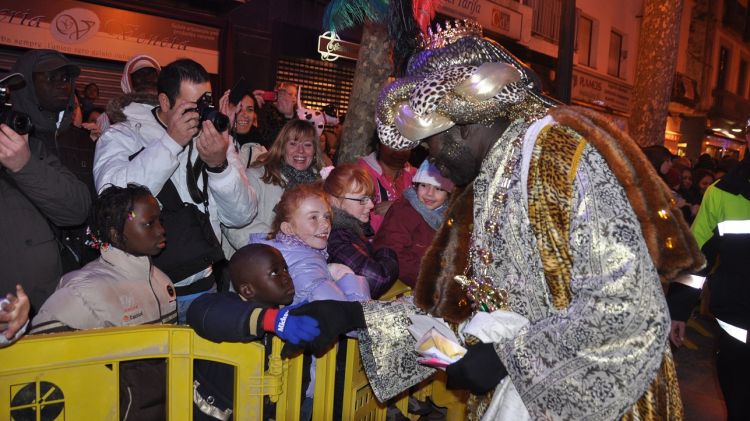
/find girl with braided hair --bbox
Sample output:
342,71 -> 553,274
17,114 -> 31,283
31,183 -> 176,334
30,183 -> 177,420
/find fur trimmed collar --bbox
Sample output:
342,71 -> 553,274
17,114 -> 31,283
332,207 -> 366,237
107,92 -> 159,125
549,106 -> 705,282
414,183 -> 474,323
415,106 -> 705,323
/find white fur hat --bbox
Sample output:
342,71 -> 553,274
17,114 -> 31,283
412,161 -> 454,192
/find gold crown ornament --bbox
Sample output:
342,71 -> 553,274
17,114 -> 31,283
418,19 -> 483,50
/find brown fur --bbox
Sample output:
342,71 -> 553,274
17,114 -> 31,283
414,183 -> 474,323
549,106 -> 705,282
106,92 -> 159,125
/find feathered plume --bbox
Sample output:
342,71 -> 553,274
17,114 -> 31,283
323,0 -> 389,32
321,0 -> 435,75
412,0 -> 438,35
388,0 -> 421,76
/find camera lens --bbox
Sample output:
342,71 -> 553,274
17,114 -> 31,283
0,109 -> 32,136
10,113 -> 32,135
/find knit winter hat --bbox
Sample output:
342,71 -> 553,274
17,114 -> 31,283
413,160 -> 454,192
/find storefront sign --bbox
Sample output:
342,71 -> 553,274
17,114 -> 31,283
0,0 -> 220,72
317,31 -> 360,62
571,66 -> 632,114
438,0 -> 524,40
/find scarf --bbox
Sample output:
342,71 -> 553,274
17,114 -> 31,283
403,186 -> 447,231
331,207 -> 374,237
280,162 -> 320,189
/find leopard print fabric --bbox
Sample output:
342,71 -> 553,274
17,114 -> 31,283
410,66 -> 475,115
527,124 -> 587,310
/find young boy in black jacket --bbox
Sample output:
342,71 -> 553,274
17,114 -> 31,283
188,243 -> 319,420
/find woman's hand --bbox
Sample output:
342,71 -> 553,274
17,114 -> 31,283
0,285 -> 30,339
219,89 -> 238,125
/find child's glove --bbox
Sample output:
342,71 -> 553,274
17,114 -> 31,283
281,300 -> 365,357
446,342 -> 507,395
262,302 -> 320,345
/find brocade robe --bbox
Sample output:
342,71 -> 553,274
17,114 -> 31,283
357,115 -> 679,420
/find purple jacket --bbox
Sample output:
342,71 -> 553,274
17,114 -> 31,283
249,233 -> 370,304
327,208 -> 399,299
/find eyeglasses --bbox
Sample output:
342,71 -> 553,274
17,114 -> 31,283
339,196 -> 374,205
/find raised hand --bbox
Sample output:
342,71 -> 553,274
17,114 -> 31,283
0,124 -> 31,173
218,89 -> 237,124
195,120 -> 230,168
166,101 -> 200,147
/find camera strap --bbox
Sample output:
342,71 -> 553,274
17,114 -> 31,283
185,140 -> 209,213
150,106 -> 209,212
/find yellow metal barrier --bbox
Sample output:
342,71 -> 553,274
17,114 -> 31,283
1,326 -> 467,420
0,326 -> 271,420
378,280 -> 412,301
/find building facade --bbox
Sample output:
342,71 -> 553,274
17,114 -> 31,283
671,0 -> 749,161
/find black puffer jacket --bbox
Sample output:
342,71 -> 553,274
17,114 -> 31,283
1,49 -> 91,312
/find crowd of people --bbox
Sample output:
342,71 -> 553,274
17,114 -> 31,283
1,16 -> 749,421
0,47 -> 436,419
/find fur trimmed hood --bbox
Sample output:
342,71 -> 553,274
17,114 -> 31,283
107,92 -> 159,125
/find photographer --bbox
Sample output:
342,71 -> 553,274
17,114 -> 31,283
94,59 -> 257,323
0,68 -> 91,314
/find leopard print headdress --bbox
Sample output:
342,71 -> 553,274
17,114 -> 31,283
376,19 -> 553,150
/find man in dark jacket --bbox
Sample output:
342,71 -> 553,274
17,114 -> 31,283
1,51 -> 91,314
255,82 -> 298,149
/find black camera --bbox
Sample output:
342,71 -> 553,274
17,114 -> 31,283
194,92 -> 229,132
0,82 -> 33,136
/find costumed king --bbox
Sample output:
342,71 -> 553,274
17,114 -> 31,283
287,19 -> 704,420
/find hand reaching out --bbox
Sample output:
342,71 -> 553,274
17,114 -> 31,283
281,300 -> 366,357
0,285 -> 30,340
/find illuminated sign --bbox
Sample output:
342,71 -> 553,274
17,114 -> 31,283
0,0 -> 220,72
317,31 -> 360,62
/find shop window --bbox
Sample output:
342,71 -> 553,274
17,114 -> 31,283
524,0 -> 562,43
576,14 -> 595,68
608,30 -> 624,78
276,56 -> 355,116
